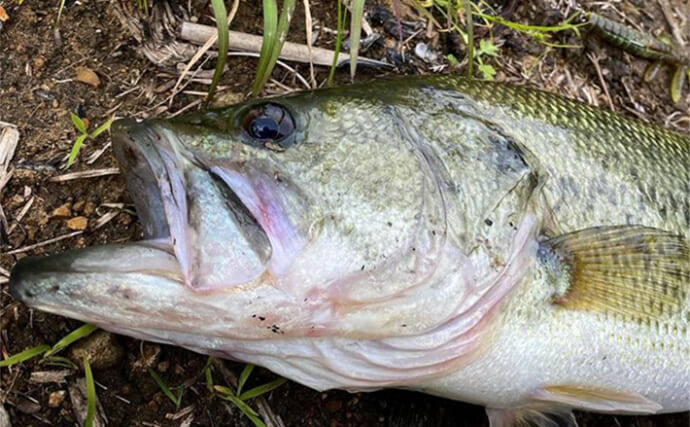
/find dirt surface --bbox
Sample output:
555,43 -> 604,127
0,0 -> 689,425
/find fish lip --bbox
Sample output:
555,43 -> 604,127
9,256 -> 35,304
111,118 -> 175,241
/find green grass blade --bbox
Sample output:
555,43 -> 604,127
84,358 -> 96,427
204,357 -> 215,393
70,112 -> 87,134
0,345 -> 50,367
216,389 -> 265,427
253,0 -> 296,95
252,0 -> 279,95
327,0 -> 346,85
407,0 -> 441,29
238,377 -> 287,401
237,364 -> 254,396
268,0 -> 296,72
175,388 -> 185,410
148,368 -> 182,408
90,117 -> 114,139
207,0 -> 228,103
67,134 -> 88,168
349,0 -> 365,80
57,0 -> 66,22
465,0 -> 473,78
213,385 -> 235,395
42,356 -> 78,370
476,12 -> 583,35
43,324 -> 98,359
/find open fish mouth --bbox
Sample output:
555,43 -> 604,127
109,118 -> 274,290
10,117 -> 276,311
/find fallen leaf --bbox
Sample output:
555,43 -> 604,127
75,67 -> 100,88
0,6 -> 8,22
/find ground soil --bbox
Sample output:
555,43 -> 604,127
0,0 -> 689,426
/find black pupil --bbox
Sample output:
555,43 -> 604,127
251,116 -> 280,140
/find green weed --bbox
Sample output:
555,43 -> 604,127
0,323 -> 98,368
148,368 -> 185,410
68,114 -> 114,168
211,363 -> 287,427
207,0 -> 228,103
84,358 -> 97,427
0,344 -> 51,367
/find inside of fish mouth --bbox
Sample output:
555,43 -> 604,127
113,122 -> 270,263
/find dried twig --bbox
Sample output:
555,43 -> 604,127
86,142 -> 112,165
302,0 -> 316,88
69,378 -> 107,427
30,370 -> 73,384
49,168 -> 120,182
587,52 -> 615,111
180,23 -> 391,69
168,0 -> 241,107
0,126 -> 19,238
3,231 -> 82,255
7,196 -> 34,235
657,0 -> 686,47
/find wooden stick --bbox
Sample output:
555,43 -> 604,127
179,22 -> 391,69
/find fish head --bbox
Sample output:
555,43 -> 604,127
10,83 -> 457,345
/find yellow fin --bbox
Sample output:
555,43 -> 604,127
539,226 -> 689,321
531,385 -> 662,414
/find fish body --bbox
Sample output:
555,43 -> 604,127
10,77 -> 690,425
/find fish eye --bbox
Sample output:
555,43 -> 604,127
240,103 -> 295,151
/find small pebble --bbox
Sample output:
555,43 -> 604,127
48,390 -> 67,408
32,56 -> 45,72
117,212 -> 132,226
157,360 -> 169,373
414,42 -> 439,63
66,216 -> 88,231
51,203 -> 71,218
69,330 -> 124,370
325,400 -> 343,412
83,201 -> 96,216
173,364 -> 184,375
75,66 -> 100,88
72,200 -> 85,212
14,396 -> 41,414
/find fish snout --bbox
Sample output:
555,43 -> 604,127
9,254 -> 67,304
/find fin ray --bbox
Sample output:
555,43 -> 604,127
531,385 -> 662,414
540,226 -> 689,320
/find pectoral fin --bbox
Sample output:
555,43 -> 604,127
539,226 -> 689,321
531,385 -> 662,414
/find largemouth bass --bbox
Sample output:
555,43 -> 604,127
10,77 -> 689,425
